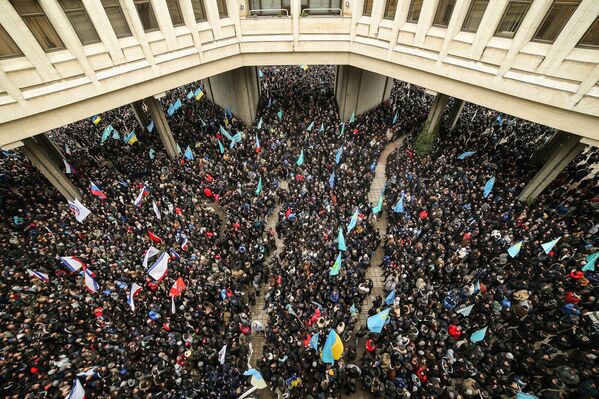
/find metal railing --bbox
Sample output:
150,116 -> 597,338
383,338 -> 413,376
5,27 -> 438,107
301,8 -> 342,16
248,8 -> 289,17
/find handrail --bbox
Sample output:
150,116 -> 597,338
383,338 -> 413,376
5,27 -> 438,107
301,8 -> 342,16
248,8 -> 289,17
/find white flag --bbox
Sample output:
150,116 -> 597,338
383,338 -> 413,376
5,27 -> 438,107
171,296 -> 176,314
152,200 -> 161,220
67,199 -> 91,223
143,246 -> 160,268
218,344 -> 227,365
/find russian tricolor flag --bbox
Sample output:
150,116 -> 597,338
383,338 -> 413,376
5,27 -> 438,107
64,160 -> 76,174
128,283 -> 142,312
89,181 -> 107,200
83,267 -> 99,292
60,256 -> 84,272
27,269 -> 49,282
134,186 -> 149,207
148,252 -> 169,281
66,378 -> 85,399
181,236 -> 189,251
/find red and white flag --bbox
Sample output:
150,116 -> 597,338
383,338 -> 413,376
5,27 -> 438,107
128,283 -> 142,312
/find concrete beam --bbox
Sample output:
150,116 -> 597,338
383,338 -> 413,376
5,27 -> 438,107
144,96 -> 178,159
21,137 -> 81,201
335,65 -> 393,121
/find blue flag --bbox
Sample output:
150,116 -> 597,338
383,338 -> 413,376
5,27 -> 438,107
257,117 -> 263,129
582,252 -> 598,272
483,177 -> 495,198
507,241 -> 523,258
335,146 -> 343,164
256,176 -> 262,195
219,125 -> 232,140
385,289 -> 396,305
329,171 -> 335,189
167,103 -> 175,116
516,392 -> 539,399
339,122 -> 345,137
372,191 -> 384,214
393,192 -> 405,213
101,125 -> 112,143
347,208 -> 359,233
496,114 -> 503,126
258,69 -> 264,78
184,146 -> 194,161
541,237 -> 560,254
321,329 -> 343,364
176,143 -> 182,155
149,148 -> 155,159
306,121 -> 314,131
308,332 -> 319,350
349,304 -> 358,315
338,227 -> 346,251
329,252 -> 342,276
392,111 -> 398,124
255,134 -> 260,150
277,110 -> 283,120
470,326 -> 488,343
186,91 -> 194,99
217,139 -> 225,154
296,149 -> 304,166
147,120 -> 155,133
457,151 -> 476,160
349,111 -> 355,123
367,308 -> 390,333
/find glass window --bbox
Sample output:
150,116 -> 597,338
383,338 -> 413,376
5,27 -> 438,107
215,0 -> 228,17
300,0 -> 341,15
58,0 -> 100,45
533,1 -> 580,43
101,0 -> 131,38
363,0 -> 373,16
495,1 -> 531,38
407,0 -> 423,23
134,0 -> 158,31
249,0 -> 291,15
578,16 -> 599,48
0,25 -> 22,58
433,0 -> 456,27
166,0 -> 184,26
462,0 -> 489,32
191,0 -> 207,21
10,0 -> 65,51
384,0 -> 397,20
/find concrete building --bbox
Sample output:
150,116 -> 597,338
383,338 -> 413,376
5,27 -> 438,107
0,0 -> 598,200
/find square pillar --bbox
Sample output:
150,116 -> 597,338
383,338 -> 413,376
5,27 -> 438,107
335,65 -> 393,121
445,99 -> 465,131
131,100 -> 149,132
21,137 -> 81,201
415,93 -> 450,155
35,133 -> 65,167
144,96 -> 178,159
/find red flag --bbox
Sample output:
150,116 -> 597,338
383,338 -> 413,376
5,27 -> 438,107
169,277 -> 186,297
148,231 -> 162,243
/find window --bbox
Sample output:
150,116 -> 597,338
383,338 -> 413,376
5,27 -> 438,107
58,0 -> 100,45
10,0 -> 65,51
533,1 -> 580,43
191,0 -> 207,21
495,1 -> 531,38
407,0 -> 423,23
101,0 -> 131,37
134,0 -> 158,31
0,25 -> 22,58
462,0 -> 489,32
384,0 -> 397,19
166,0 -> 184,26
215,0 -> 228,17
433,0 -> 456,27
578,17 -> 599,48
363,0 -> 373,16
249,0 -> 291,15
300,0 -> 342,15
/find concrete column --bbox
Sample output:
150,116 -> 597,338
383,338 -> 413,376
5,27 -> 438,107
445,99 -> 465,131
531,131 -> 564,164
335,65 -> 393,122
144,96 -> 178,159
518,132 -> 585,202
131,100 -> 149,131
35,133 -> 65,167
204,66 -> 260,126
415,93 -> 449,154
21,137 -> 81,201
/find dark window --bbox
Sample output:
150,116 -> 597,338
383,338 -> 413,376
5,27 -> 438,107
134,0 -> 159,32
101,0 -> 131,37
578,16 -> 599,48
384,0 -> 397,20
215,0 -> 228,17
58,0 -> 100,45
363,0 -> 373,16
300,0 -> 342,15
533,1 -> 580,43
495,1 -> 531,38
407,0 -> 423,23
462,0 -> 489,32
166,0 -> 184,26
432,0 -> 456,27
10,0 -> 65,51
0,24 -> 22,58
191,0 -> 207,21
249,0 -> 291,15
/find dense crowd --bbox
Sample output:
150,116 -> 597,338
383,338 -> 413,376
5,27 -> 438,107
0,65 -> 597,399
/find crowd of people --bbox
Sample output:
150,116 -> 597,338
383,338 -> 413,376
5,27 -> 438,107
0,64 -> 596,399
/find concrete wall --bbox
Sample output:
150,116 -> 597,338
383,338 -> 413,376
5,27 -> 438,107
0,0 -> 598,146
205,66 -> 260,126
336,65 -> 392,120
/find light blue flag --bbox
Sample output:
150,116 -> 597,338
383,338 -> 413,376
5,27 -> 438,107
458,151 -> 476,160
483,177 -> 495,198
496,114 -> 503,126
335,146 -> 343,164
385,289 -> 396,305
230,132 -> 242,148
167,103 -> 175,116
149,148 -> 155,159
217,139 -> 225,154
392,111 -> 398,124
582,252 -> 598,272
147,120 -> 154,133
257,117 -> 263,129
319,123 -> 324,132
321,329 -> 342,364
176,143 -> 182,155
219,125 -> 233,141
256,176 -> 262,196
184,146 -> 194,161
372,191 -> 384,214
329,171 -> 335,189
470,326 -> 488,343
456,304 -> 474,317
277,110 -> 283,120
367,308 -> 390,333
541,237 -> 560,254
186,91 -> 194,99
349,304 -> 358,315
258,69 -> 264,78
516,392 -> 539,399
339,123 -> 345,136
507,241 -> 523,258
347,208 -> 359,233
306,121 -> 314,131
349,111 -> 355,123
308,332 -> 319,350
174,99 -> 181,110
296,149 -> 304,166
329,252 -> 342,276
101,125 -> 112,143
393,192 -> 405,213
338,227 -> 346,251
112,129 -> 120,140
